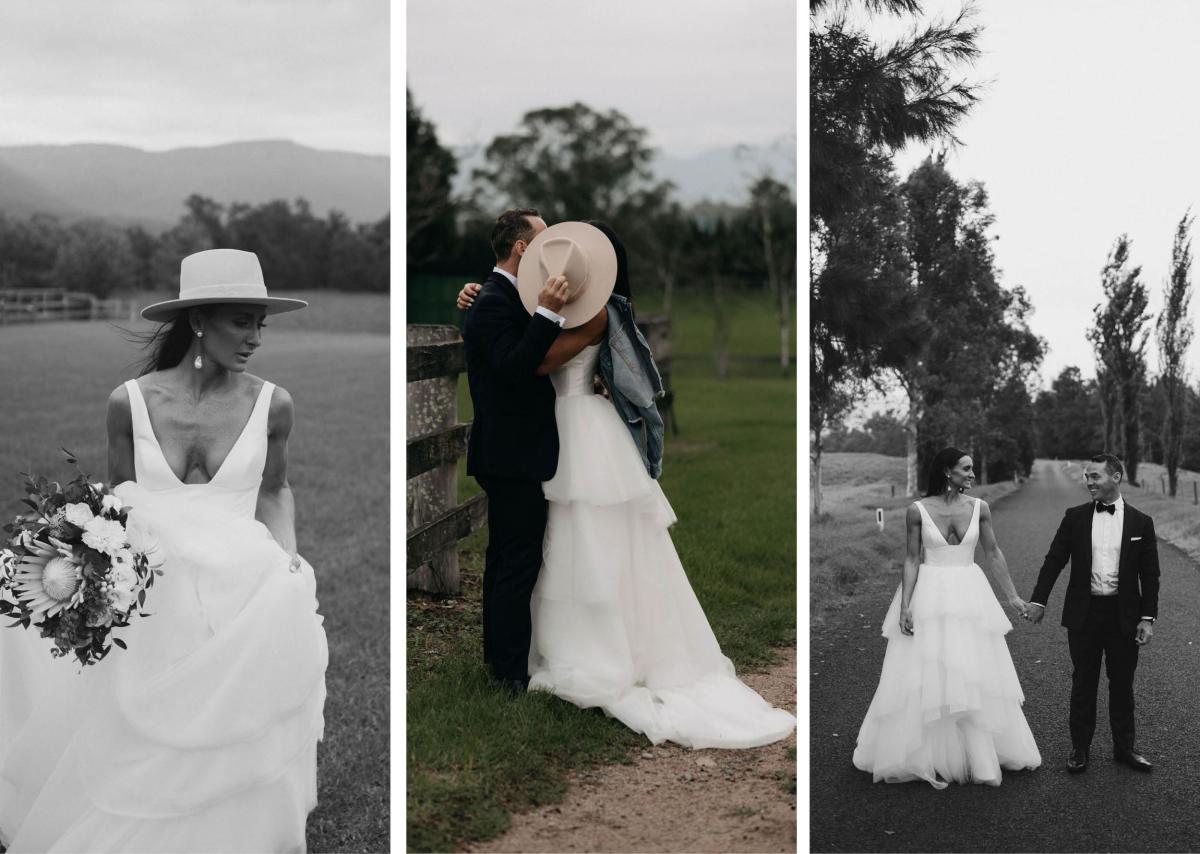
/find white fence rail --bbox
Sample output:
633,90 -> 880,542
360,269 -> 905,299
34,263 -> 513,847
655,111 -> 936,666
0,289 -> 138,325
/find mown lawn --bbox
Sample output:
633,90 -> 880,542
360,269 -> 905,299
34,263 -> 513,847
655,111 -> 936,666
0,291 -> 389,853
407,287 -> 796,852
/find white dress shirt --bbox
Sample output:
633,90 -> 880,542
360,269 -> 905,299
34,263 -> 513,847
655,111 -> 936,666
1090,495 -> 1124,595
492,267 -> 565,326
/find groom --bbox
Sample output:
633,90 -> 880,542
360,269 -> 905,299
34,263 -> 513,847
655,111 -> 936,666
462,208 -> 569,694
1027,453 -> 1160,773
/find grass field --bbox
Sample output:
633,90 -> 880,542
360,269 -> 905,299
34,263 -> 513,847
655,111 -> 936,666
407,291 -> 797,852
809,452 -> 1019,629
0,291 -> 389,853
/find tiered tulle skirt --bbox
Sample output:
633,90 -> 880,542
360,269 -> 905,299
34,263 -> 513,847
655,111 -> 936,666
0,483 -> 327,852
528,393 -> 795,749
852,562 -> 1041,788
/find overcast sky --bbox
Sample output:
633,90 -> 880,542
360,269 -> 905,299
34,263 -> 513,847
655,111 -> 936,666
0,0 -> 388,154
845,0 -> 1200,387
406,0 -> 796,159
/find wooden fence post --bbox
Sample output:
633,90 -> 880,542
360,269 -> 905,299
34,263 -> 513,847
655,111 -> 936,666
407,325 -> 463,594
406,325 -> 491,595
636,314 -> 677,435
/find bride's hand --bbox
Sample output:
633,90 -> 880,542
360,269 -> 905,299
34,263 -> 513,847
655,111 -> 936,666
1008,596 -> 1029,620
456,282 -> 481,310
288,552 -> 302,573
899,607 -> 914,636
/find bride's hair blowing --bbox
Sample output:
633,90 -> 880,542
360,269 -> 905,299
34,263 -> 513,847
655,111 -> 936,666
583,220 -> 632,309
925,446 -> 970,497
124,313 -> 196,376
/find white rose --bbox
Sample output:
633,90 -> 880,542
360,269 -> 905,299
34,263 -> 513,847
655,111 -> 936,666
107,562 -> 139,612
101,494 -> 124,516
81,517 -> 126,557
63,502 -> 95,527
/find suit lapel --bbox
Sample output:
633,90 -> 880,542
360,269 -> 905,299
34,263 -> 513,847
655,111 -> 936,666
1118,501 -> 1136,572
1076,502 -> 1093,576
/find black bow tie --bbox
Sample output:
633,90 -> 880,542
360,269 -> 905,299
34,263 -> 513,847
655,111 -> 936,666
1095,502 -> 1116,515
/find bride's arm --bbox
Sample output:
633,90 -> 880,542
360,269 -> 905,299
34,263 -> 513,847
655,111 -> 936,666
106,385 -> 135,484
978,500 -> 1025,613
256,386 -> 299,561
534,307 -> 608,375
899,504 -> 921,635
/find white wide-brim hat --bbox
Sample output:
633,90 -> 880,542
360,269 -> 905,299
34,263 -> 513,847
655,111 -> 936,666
516,222 -> 617,329
140,248 -> 309,322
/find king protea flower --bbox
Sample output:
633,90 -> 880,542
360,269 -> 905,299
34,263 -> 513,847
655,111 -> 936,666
12,538 -> 84,618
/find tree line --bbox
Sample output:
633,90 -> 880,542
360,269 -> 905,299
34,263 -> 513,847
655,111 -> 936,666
0,195 -> 389,298
407,90 -> 797,370
810,0 -> 1045,514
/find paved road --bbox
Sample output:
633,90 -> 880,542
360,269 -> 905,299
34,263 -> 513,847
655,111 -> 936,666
810,460 -> 1200,853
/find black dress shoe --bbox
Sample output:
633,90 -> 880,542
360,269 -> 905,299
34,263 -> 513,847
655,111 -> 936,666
1066,748 -> 1089,773
1114,747 -> 1153,772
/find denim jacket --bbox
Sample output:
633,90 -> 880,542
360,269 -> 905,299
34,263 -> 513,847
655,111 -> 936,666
598,294 -> 666,478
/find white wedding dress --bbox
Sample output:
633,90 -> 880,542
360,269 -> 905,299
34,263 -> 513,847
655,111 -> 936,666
527,344 -> 795,748
853,498 -> 1040,788
0,378 -> 327,852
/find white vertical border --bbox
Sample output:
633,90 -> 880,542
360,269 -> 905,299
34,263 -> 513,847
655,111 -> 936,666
391,1 -> 406,851
797,4 -> 811,851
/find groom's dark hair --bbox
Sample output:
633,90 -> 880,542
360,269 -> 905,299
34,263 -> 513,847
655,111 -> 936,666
491,208 -> 541,261
1090,452 -> 1125,480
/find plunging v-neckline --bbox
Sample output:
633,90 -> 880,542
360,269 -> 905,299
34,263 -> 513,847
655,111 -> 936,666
132,380 -> 268,486
918,499 -> 976,546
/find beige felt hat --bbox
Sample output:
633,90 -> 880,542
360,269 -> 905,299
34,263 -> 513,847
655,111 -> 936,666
141,249 -> 309,322
516,222 -> 617,328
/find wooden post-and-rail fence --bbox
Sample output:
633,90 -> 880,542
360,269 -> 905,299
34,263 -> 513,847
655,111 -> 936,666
407,325 -> 485,595
406,316 -> 676,595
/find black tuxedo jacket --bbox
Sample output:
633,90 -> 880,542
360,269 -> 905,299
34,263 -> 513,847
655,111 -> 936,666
1031,500 -> 1160,637
463,270 -> 561,482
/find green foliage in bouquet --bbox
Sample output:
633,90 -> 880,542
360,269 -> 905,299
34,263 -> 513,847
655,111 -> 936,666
0,449 -> 161,666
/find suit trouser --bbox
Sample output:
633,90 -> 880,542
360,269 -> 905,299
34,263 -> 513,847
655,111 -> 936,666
476,475 -> 547,683
1067,594 -> 1138,751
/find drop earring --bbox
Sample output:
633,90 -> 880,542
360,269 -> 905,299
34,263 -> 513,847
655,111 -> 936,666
193,330 -> 204,369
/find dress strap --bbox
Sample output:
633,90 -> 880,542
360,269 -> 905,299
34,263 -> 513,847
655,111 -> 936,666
124,379 -> 152,440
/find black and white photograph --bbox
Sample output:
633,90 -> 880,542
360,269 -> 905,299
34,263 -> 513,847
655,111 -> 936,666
0,2 -> 388,852
810,1 -> 1200,851
406,2 -> 798,851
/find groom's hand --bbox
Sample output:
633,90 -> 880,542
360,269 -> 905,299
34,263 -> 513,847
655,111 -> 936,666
1135,620 -> 1154,645
1027,602 -> 1045,624
539,275 -> 570,313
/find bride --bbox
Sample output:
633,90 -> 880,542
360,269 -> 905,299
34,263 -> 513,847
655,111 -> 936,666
0,249 -> 328,852
458,220 -> 795,749
852,447 -> 1041,788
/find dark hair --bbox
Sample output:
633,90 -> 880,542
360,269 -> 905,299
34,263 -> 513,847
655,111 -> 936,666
583,220 -> 633,307
491,208 -> 540,261
925,446 -> 971,497
1090,452 -> 1125,480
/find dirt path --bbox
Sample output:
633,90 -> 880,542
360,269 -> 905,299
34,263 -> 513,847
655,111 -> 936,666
467,647 -> 797,854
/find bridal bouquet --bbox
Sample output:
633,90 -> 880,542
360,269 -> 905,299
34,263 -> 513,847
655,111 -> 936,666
0,450 -> 161,666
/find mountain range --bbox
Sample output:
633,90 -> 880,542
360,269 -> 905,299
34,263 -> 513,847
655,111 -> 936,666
0,141 -> 389,229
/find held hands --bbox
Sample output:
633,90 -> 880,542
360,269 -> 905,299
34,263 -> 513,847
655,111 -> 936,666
899,606 -> 914,636
1025,602 -> 1045,624
539,275 -> 570,313
1007,596 -> 1030,621
456,282 -> 481,310
1135,619 -> 1154,646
